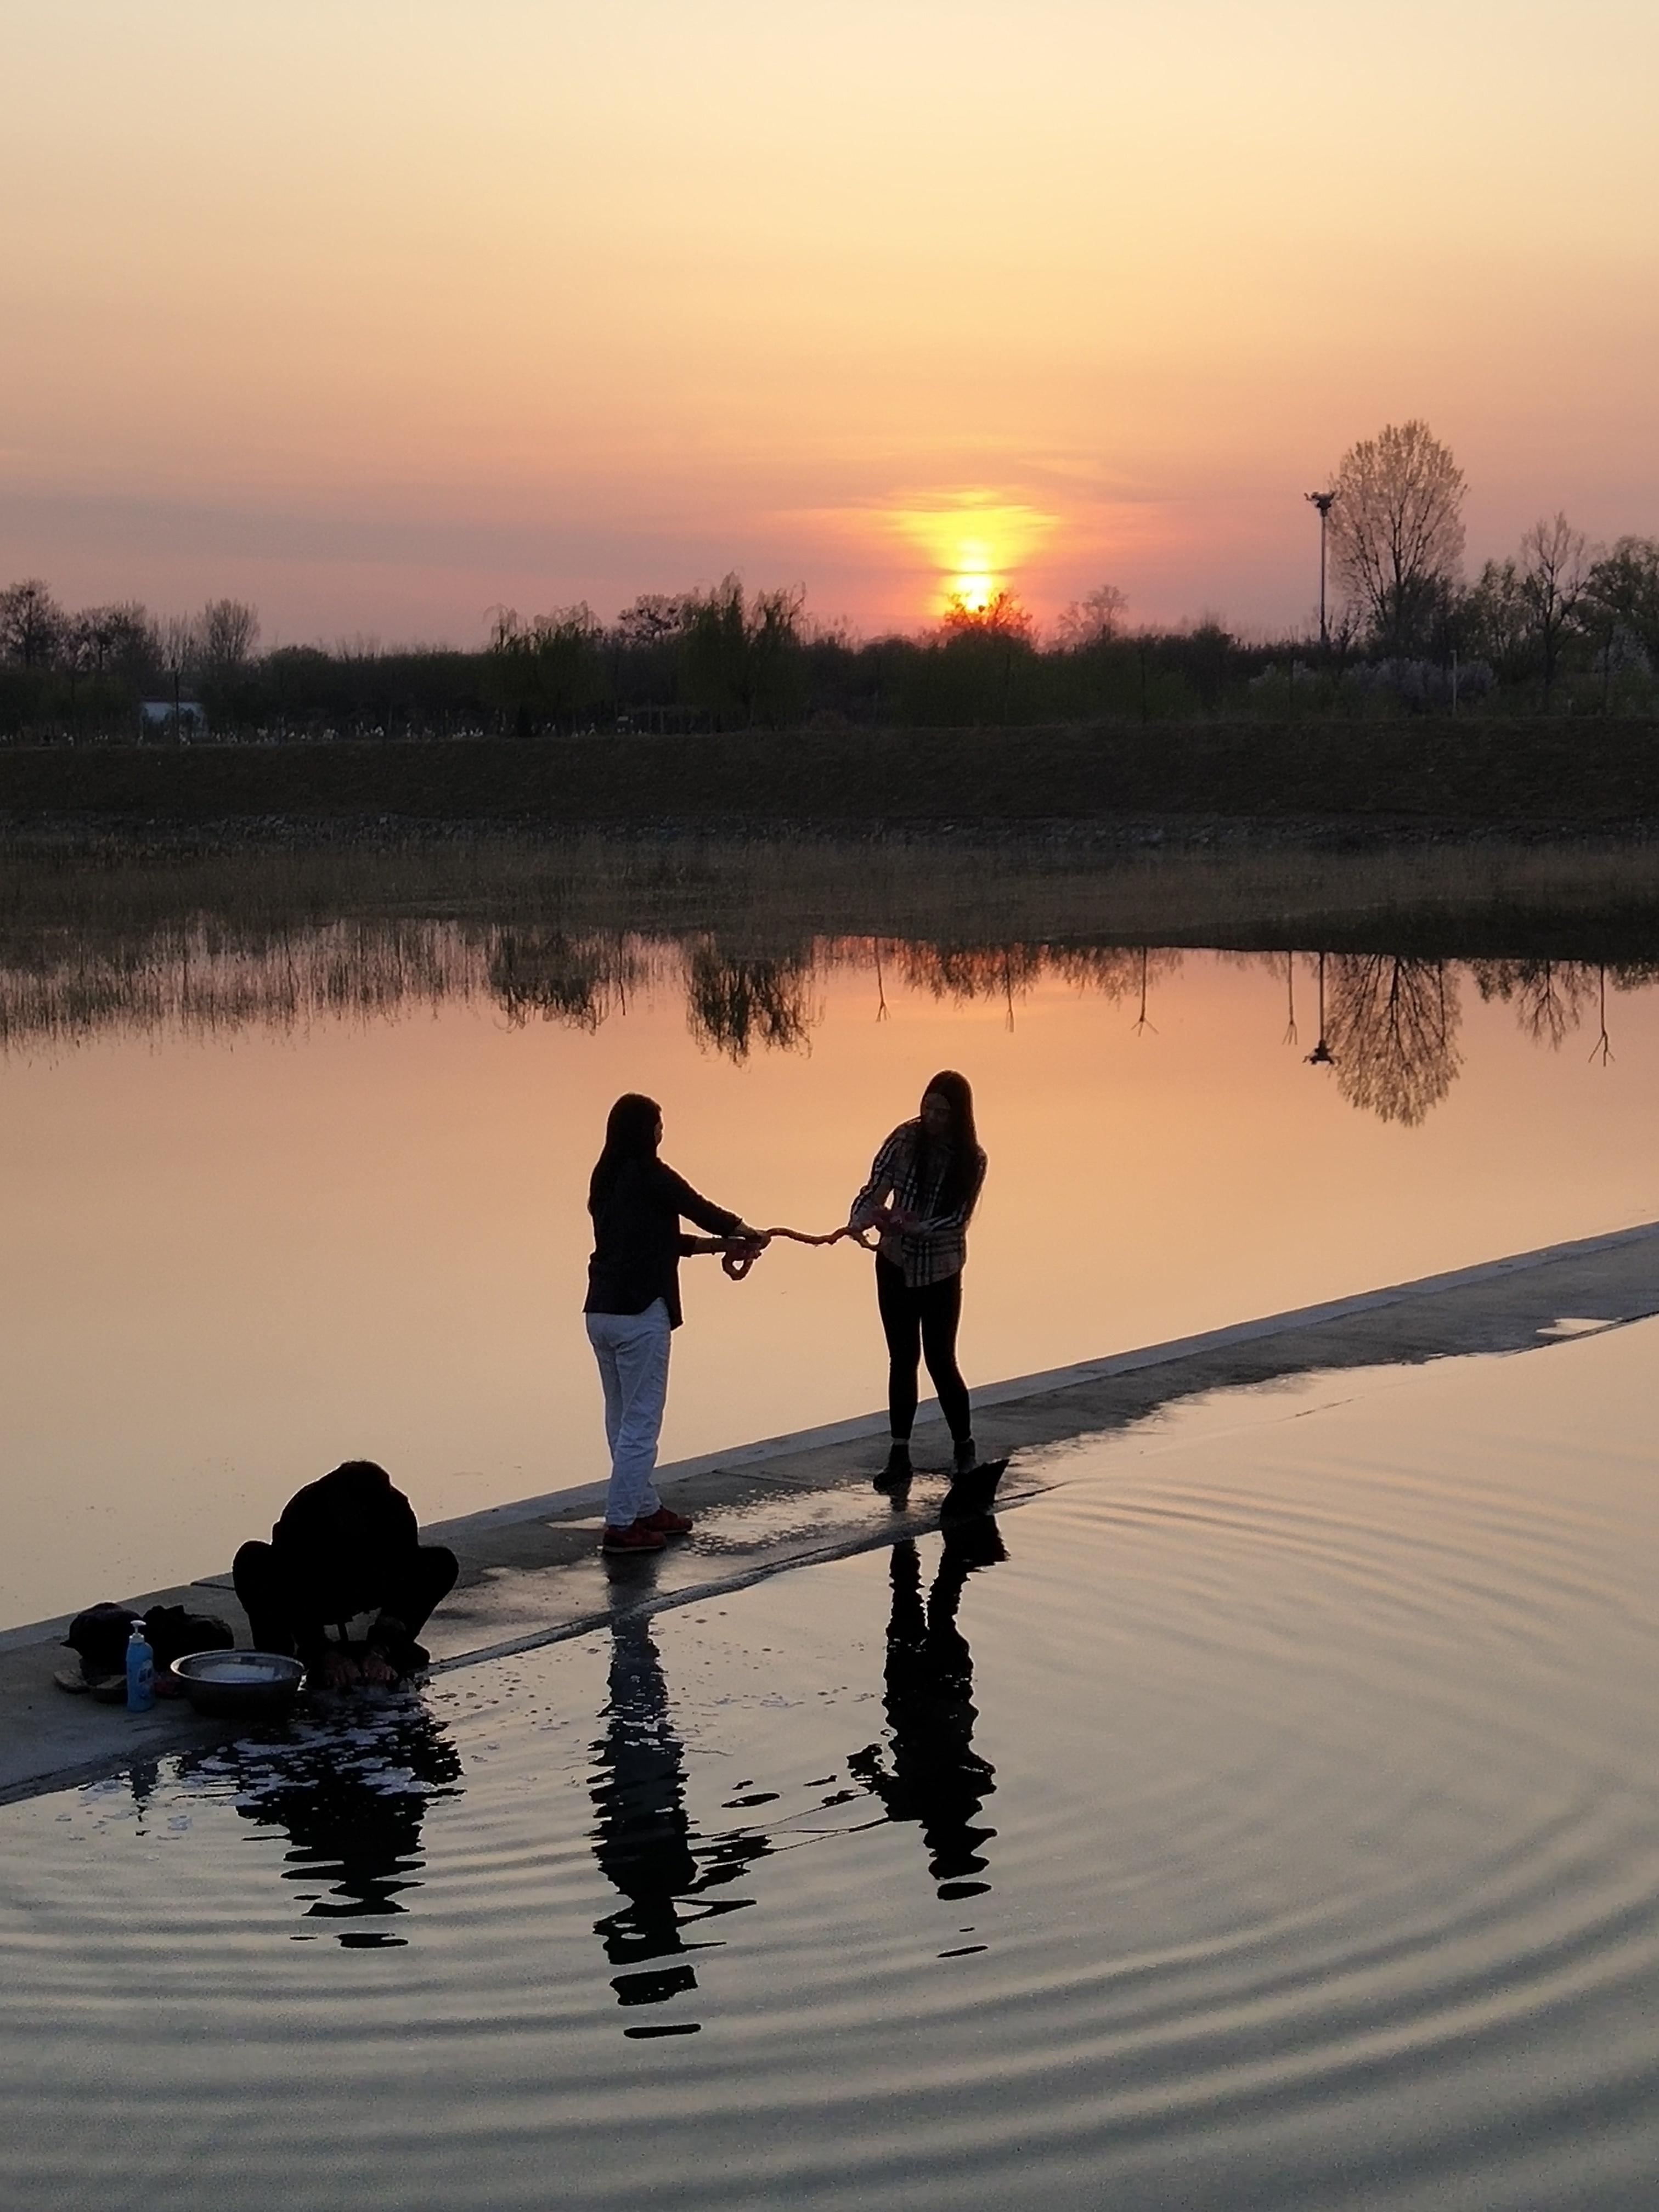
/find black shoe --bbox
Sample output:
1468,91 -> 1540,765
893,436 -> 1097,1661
943,1457 -> 1009,1520
952,1436 -> 978,1477
873,1442 -> 912,1493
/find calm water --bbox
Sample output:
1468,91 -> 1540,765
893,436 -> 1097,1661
5,934 -> 1659,1624
5,1321 -> 1659,2209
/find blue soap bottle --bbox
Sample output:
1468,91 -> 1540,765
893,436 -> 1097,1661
126,1618 -> 154,1713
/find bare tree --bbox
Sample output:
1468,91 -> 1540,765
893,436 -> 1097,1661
79,602 -> 157,680
197,597 -> 261,676
161,614 -> 196,676
1054,584 -> 1129,648
1328,421 -> 1466,656
0,579 -> 67,668
1326,955 -> 1462,1125
1516,514 -> 1586,698
1462,558 -> 1531,679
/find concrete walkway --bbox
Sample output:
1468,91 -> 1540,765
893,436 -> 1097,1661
5,1218 -> 1659,1808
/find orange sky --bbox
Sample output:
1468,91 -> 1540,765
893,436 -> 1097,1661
3,1 -> 1656,642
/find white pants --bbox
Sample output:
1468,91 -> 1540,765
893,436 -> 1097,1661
586,1300 -> 672,1528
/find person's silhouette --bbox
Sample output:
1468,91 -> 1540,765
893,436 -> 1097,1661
589,1595 -> 769,2034
218,1701 -> 463,1947
848,1518 -> 1007,1899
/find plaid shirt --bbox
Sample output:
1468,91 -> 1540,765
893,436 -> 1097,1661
849,1120 -> 987,1289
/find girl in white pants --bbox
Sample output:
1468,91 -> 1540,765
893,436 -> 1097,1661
584,1093 -> 765,1553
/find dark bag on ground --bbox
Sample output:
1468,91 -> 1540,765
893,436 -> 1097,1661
64,1601 -> 235,1681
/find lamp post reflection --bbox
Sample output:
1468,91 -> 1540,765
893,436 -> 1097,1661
1306,949 -> 1335,1066
849,1519 -> 1008,1902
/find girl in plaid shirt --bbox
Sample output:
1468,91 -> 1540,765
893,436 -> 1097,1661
848,1069 -> 987,1489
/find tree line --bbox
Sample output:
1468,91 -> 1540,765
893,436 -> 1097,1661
3,427 -> 1655,741
1321,420 -> 1659,702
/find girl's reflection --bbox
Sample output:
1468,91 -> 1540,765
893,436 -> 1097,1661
589,1595 -> 768,2032
849,1519 -> 1007,1898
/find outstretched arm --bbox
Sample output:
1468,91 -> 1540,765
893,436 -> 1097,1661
656,1162 -> 769,1256
848,1127 -> 907,1233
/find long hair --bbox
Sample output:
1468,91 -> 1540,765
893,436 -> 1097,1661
589,1092 -> 662,1214
916,1069 -> 978,1211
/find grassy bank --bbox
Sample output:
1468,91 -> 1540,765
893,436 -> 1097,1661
8,826 -> 1659,964
4,717 -> 1659,834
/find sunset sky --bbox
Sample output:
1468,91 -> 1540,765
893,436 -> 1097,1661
4,0 -> 1656,644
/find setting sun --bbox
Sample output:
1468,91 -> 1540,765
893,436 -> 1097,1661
946,545 -> 998,616
884,495 -> 1057,623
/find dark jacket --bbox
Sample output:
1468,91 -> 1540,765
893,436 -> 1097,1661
584,1157 -> 740,1327
270,1460 -> 421,1622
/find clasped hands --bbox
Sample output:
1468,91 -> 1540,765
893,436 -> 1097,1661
714,1225 -> 770,1280
862,1203 -> 918,1235
708,1217 -> 886,1279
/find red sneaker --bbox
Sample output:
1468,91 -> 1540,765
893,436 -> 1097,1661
600,1521 -> 665,1554
635,1506 -> 694,1538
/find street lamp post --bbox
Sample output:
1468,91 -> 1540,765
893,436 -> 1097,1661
1305,490 -> 1336,649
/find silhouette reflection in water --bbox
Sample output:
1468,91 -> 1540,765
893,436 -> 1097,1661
204,1700 -> 462,1948
589,1596 -> 770,2037
849,1518 -> 1007,1904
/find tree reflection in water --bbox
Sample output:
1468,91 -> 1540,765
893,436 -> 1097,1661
849,1519 -> 1008,1904
489,929 -> 647,1032
684,939 -> 815,1059
198,1700 -> 464,1948
588,1594 -> 770,2036
1471,957 -> 1598,1050
5,896 -> 1655,1124
1324,955 -> 1462,1126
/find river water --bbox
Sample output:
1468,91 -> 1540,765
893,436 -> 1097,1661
4,933 -> 1659,1625
4,1319 -> 1659,2209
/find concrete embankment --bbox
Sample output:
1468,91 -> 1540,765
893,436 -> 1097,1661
5,1218 -> 1659,1807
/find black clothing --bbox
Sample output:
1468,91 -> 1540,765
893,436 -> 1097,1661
234,1541 -> 457,1664
584,1157 -> 740,1329
590,1604 -> 770,2022
848,1531 -> 1002,1896
64,1600 -> 233,1679
218,1703 -> 464,1944
233,1542 -> 456,1665
232,1460 -> 457,1662
876,1255 -> 970,1445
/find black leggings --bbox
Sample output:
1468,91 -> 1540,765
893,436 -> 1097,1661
876,1257 -> 970,1445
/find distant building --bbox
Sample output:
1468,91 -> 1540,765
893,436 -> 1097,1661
139,698 -> 207,737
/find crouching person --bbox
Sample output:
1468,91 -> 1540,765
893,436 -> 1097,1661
233,1459 -> 458,1690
